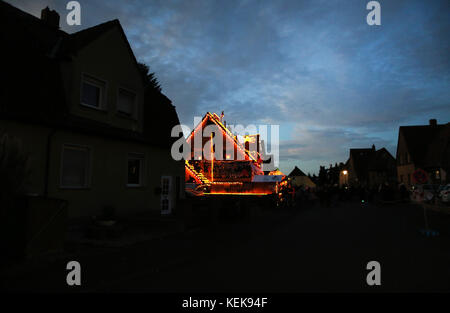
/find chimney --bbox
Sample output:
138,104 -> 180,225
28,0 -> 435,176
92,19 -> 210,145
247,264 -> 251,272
429,119 -> 437,127
41,7 -> 60,29
372,144 -> 375,151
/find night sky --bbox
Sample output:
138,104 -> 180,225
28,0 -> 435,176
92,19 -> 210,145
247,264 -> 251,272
10,0 -> 450,175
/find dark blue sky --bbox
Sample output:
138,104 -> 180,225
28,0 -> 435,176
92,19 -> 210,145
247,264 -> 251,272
11,0 -> 450,174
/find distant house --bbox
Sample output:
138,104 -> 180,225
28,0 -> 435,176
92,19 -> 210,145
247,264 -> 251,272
339,145 -> 396,188
396,119 -> 450,187
0,3 -> 185,217
288,166 -> 316,188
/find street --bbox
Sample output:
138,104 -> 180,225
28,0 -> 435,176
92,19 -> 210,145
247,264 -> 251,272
2,200 -> 450,292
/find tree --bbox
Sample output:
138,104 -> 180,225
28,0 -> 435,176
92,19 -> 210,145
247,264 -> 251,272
318,166 -> 327,186
0,133 -> 30,214
137,62 -> 161,93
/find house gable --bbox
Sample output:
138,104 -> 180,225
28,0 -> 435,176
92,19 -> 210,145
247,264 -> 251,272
186,112 -> 257,162
288,166 -> 306,177
61,22 -> 145,133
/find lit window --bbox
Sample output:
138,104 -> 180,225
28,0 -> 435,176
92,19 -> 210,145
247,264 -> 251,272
81,75 -> 105,108
127,153 -> 144,186
117,88 -> 136,116
61,145 -> 90,188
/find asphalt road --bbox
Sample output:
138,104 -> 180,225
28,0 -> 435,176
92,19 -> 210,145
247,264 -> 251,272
2,200 -> 450,292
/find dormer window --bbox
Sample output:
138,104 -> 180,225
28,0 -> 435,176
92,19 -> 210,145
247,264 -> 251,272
81,74 -> 106,109
117,87 -> 136,117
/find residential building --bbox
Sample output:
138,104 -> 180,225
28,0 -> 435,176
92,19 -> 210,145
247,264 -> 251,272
0,2 -> 184,218
396,119 -> 450,187
339,145 -> 396,188
287,166 -> 316,188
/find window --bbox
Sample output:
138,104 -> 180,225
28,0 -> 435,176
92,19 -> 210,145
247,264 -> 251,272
61,145 -> 90,188
81,74 -> 105,109
161,199 -> 169,211
162,178 -> 170,195
127,153 -> 144,186
117,88 -> 136,117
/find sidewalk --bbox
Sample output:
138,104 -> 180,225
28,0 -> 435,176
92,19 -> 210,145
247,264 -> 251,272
0,211 -> 187,284
66,211 -> 186,248
0,205 -> 287,292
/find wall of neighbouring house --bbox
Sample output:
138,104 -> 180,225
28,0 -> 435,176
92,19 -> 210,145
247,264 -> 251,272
290,176 -> 316,188
339,171 -> 348,187
347,158 -> 360,186
396,131 -> 414,187
1,120 -> 185,218
368,171 -> 386,188
397,164 -> 415,187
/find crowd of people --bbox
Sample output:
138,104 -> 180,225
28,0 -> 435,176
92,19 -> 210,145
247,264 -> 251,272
277,181 -> 410,209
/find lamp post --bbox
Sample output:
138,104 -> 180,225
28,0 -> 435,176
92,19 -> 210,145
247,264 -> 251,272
342,170 -> 348,186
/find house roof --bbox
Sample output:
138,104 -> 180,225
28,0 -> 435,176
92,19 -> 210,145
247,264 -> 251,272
349,148 -> 373,179
426,124 -> 450,169
1,1 -> 68,120
60,19 -> 145,86
399,123 -> 450,168
288,166 -> 306,177
368,148 -> 396,171
186,112 -> 258,162
0,1 -> 69,57
63,20 -> 119,54
348,146 -> 396,179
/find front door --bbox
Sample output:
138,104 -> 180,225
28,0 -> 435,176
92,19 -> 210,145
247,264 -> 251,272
161,176 -> 173,215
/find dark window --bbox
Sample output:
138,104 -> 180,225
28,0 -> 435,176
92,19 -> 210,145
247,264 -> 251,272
127,153 -> 144,186
161,199 -> 169,211
162,178 -> 170,195
81,82 -> 100,107
117,88 -> 136,116
81,75 -> 105,108
61,145 -> 90,188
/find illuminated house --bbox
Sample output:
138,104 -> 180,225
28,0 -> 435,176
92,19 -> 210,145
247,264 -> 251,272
185,112 -> 280,196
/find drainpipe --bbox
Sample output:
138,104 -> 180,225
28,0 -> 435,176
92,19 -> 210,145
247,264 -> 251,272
44,129 -> 57,197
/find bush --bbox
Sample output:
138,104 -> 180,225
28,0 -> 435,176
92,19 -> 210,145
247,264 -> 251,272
0,132 -> 31,205
0,132 -> 31,264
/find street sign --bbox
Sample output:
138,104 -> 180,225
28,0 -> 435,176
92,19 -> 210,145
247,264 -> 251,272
413,168 -> 428,184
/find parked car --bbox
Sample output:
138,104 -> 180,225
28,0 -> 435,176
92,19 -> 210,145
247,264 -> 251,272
411,184 -> 440,202
439,184 -> 450,203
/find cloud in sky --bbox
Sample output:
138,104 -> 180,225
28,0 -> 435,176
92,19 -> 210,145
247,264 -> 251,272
10,0 -> 450,174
